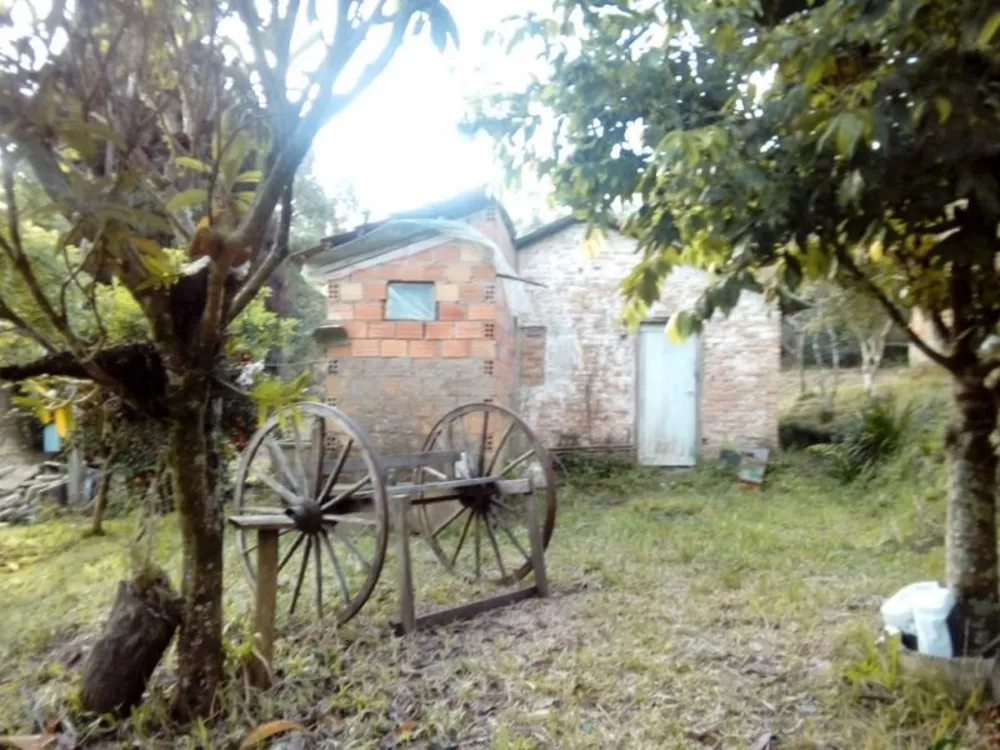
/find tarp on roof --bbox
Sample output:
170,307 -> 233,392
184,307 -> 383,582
300,218 -> 541,317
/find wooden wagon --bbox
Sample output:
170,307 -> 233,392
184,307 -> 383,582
228,402 -> 556,682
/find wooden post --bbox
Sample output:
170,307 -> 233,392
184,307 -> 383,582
526,484 -> 549,598
67,444 -> 83,506
395,492 -> 416,634
250,528 -> 279,688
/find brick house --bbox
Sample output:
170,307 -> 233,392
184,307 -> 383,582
296,189 -> 780,465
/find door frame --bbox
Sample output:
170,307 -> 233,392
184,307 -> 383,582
633,318 -> 703,466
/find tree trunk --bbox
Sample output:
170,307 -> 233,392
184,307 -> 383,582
826,323 -> 840,413
946,374 -> 1000,655
79,570 -> 181,716
89,448 -> 116,536
796,328 -> 807,397
168,376 -> 224,720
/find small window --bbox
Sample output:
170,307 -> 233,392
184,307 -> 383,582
385,282 -> 435,321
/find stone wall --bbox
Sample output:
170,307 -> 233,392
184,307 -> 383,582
512,224 -> 781,457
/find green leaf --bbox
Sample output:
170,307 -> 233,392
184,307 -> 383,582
977,10 -> 1000,49
236,170 -> 263,184
837,169 -> 865,208
166,188 -> 208,213
835,113 -> 865,159
175,156 -> 211,173
934,96 -> 952,124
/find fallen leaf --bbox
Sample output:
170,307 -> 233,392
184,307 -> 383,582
394,721 -> 419,739
0,735 -> 58,750
749,732 -> 775,750
239,720 -> 307,748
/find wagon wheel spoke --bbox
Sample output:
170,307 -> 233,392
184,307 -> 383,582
331,527 -> 372,572
499,449 -> 535,478
278,532 -> 307,573
318,438 -> 354,506
310,417 -> 326,500
483,512 -> 507,580
489,505 -> 531,564
474,512 -> 481,580
250,470 -> 298,508
320,528 -> 351,605
477,410 -> 490,476
243,528 -> 293,556
321,475 -> 371,511
289,417 -> 312,500
432,505 -> 467,537
265,438 -> 300,500
486,421 -> 516,476
450,510 -> 475,567
313,533 -> 324,619
290,536 -> 312,615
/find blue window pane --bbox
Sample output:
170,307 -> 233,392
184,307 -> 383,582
386,282 -> 435,320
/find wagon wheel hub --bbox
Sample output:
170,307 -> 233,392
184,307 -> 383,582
458,483 -> 495,512
290,501 -> 326,534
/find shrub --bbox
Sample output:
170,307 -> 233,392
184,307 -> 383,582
810,398 -> 913,483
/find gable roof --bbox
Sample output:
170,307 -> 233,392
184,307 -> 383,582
293,187 -> 517,269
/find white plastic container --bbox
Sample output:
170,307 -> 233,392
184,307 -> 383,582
881,581 -> 941,635
913,587 -> 957,658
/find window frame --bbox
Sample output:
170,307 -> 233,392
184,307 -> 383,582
384,281 -> 437,321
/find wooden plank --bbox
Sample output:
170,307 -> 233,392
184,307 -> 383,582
390,586 -> 539,636
321,476 -> 531,500
394,491 -> 416,634
249,529 -> 279,689
320,450 -> 462,474
228,514 -> 296,530
526,488 -> 549,598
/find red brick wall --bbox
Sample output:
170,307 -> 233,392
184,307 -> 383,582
320,239 -> 515,453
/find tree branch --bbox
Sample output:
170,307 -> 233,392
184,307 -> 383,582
226,182 -> 292,324
222,0 -> 408,253
837,247 -> 956,372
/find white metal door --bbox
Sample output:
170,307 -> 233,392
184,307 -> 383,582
637,322 -> 699,466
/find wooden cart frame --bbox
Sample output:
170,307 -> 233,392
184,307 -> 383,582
227,401 -> 556,684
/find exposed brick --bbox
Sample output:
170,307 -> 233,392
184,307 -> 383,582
441,340 -> 470,358
409,340 -> 437,358
327,303 -> 354,320
395,321 -> 424,339
434,244 -> 461,263
467,303 -> 495,321
460,245 -> 482,263
386,264 -> 425,282
368,321 -> 395,338
340,282 -> 363,301
455,322 -> 484,339
458,283 -> 482,303
470,263 -> 495,281
363,282 -> 387,300
352,340 -> 380,357
470,340 -> 497,358
380,339 -> 408,357
342,321 -> 368,339
435,283 -> 459,302
438,303 -> 465,321
355,302 -> 383,320
445,264 -> 471,282
425,322 -> 454,339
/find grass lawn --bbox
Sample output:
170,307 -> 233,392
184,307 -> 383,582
0,367 -> 992,748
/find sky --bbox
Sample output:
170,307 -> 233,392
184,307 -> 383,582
311,1 -> 546,224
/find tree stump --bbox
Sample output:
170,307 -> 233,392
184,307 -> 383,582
79,569 -> 182,717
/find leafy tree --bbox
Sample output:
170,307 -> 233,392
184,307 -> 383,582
473,0 -> 1000,652
0,0 -> 457,715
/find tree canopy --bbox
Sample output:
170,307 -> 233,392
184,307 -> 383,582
473,0 -> 1000,652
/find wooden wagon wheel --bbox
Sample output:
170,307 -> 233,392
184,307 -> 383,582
233,402 -> 389,626
415,402 -> 556,585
